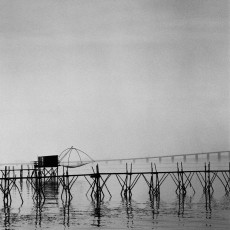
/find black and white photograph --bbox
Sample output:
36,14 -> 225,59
0,0 -> 229,229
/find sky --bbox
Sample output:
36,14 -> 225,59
0,0 -> 229,163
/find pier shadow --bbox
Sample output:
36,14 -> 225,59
32,180 -> 59,228
30,177 -> 59,206
43,180 -> 59,205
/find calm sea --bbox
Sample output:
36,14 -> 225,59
0,154 -> 230,229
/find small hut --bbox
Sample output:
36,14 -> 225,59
37,155 -> 59,168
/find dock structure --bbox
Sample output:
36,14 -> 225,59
0,160 -> 230,208
0,148 -> 229,209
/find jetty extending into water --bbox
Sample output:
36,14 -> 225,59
0,158 -> 230,211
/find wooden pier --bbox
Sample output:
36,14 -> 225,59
0,161 -> 230,209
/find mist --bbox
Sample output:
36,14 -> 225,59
0,0 -> 229,163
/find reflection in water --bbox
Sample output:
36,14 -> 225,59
91,200 -> 102,227
35,205 -> 42,227
205,192 -> 212,213
121,197 -> 134,228
62,197 -> 71,227
33,180 -> 59,228
199,192 -> 213,213
2,206 -> 11,229
0,188 -> 229,230
177,194 -> 185,216
2,205 -> 24,230
0,181 -> 24,229
198,194 -> 211,221
170,193 -> 194,218
0,159 -> 229,230
176,194 -> 194,217
91,198 -> 112,227
149,194 -> 160,220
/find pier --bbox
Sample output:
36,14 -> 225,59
0,147 -> 229,212
0,160 -> 230,209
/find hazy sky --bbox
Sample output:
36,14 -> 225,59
0,0 -> 229,163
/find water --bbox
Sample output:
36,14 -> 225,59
0,156 -> 230,229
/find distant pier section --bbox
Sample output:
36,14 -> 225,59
94,150 -> 230,164
0,150 -> 229,167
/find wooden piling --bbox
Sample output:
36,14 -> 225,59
0,160 -> 230,209
20,165 -> 23,180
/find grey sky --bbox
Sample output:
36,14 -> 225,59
0,0 -> 229,163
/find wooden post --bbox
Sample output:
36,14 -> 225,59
176,163 -> 180,195
124,163 -> 128,198
181,162 -> 186,195
129,163 -> 132,198
20,165 -> 23,180
57,166 -> 59,183
4,166 -> 7,205
95,164 -> 101,202
155,163 -> 159,196
208,162 -> 211,193
150,162 -> 153,195
228,162 -> 230,194
13,166 -> 15,178
204,163 -> 207,193
27,165 -> 30,178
